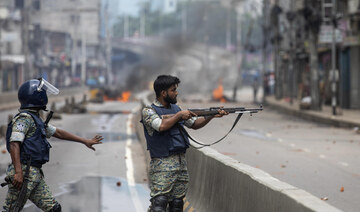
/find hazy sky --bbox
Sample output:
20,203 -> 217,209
118,0 -> 143,16
116,0 -> 263,17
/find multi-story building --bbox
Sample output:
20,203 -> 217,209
339,0 -> 360,108
270,0 -> 360,109
0,0 -> 24,92
31,0 -> 104,87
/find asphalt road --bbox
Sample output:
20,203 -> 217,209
0,101 -> 149,212
173,45 -> 359,211
180,93 -> 360,212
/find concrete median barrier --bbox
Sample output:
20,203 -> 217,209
136,92 -> 342,212
186,146 -> 341,212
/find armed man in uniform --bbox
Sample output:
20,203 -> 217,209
2,78 -> 103,212
142,75 -> 228,212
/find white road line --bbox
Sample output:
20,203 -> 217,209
0,144 -> 6,150
302,148 -> 311,153
338,162 -> 349,167
125,113 -> 145,212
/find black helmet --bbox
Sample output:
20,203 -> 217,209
18,78 -> 59,110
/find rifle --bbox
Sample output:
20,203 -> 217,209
177,105 -> 263,148
188,105 -> 263,117
44,111 -> 54,128
0,176 -> 11,187
11,156 -> 32,212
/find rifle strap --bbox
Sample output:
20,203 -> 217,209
178,113 -> 243,149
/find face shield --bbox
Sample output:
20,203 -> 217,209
37,78 -> 59,95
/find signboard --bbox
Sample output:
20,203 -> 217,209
319,25 -> 343,44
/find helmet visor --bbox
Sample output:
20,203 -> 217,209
38,78 -> 59,95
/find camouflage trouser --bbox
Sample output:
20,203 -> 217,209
2,164 -> 58,212
149,153 -> 189,202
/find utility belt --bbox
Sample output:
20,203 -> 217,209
20,158 -> 43,169
151,150 -> 186,159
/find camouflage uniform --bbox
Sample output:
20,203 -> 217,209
142,100 -> 196,201
2,110 -> 57,212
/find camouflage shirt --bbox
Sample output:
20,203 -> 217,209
10,109 -> 56,143
142,100 -> 197,136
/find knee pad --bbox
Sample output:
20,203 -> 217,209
49,203 -> 61,212
151,195 -> 168,212
169,198 -> 184,212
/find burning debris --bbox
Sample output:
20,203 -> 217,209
212,79 -> 231,103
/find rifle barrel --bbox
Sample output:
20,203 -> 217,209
188,107 -> 263,117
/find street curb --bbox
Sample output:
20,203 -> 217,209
265,97 -> 360,129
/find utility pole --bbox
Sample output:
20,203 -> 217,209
22,0 -> 31,80
81,24 -> 86,85
287,1 -> 296,105
181,1 -> 188,42
308,1 -> 321,110
71,14 -> 79,81
331,0 -> 337,115
0,8 -> 9,93
140,1 -> 146,38
105,1 -> 112,85
274,0 -> 282,100
226,8 -> 231,50
124,15 -> 129,38
262,0 -> 269,103
232,6 -> 242,101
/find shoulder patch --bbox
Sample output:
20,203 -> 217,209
15,123 -> 26,131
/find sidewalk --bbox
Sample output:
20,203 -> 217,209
265,96 -> 360,130
0,86 -> 89,111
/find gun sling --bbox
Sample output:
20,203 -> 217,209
178,113 -> 243,149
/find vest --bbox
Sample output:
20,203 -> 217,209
142,104 -> 190,158
6,111 -> 52,168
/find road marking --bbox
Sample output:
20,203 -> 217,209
125,113 -> 145,212
302,148 -> 311,153
338,162 -> 349,167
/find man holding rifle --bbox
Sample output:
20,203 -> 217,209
142,75 -> 229,212
2,78 -> 103,212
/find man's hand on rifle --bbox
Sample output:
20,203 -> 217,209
13,171 -> 23,190
180,110 -> 197,120
213,107 -> 229,118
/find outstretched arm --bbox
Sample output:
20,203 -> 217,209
53,128 -> 103,151
159,110 -> 197,132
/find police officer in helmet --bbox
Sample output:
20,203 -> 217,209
2,78 -> 103,212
